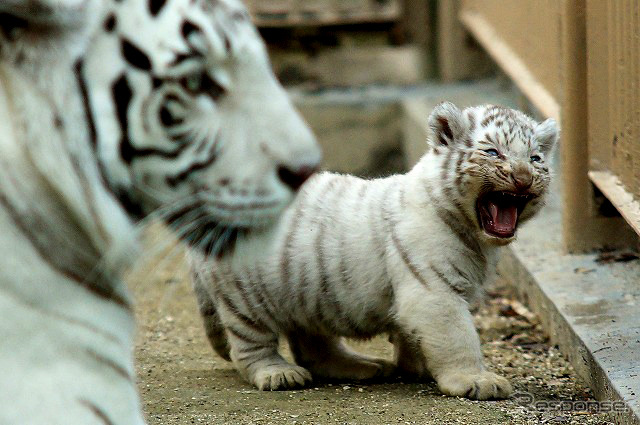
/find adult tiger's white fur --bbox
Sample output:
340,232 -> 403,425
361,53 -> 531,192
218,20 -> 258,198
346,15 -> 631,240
192,103 -> 558,399
0,0 -> 320,424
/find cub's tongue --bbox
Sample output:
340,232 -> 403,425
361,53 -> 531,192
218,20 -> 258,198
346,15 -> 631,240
488,201 -> 518,235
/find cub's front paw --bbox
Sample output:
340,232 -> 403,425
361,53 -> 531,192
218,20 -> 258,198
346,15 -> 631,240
253,364 -> 313,391
437,371 -> 512,400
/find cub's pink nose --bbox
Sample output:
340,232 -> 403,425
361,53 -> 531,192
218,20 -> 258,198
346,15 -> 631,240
278,165 -> 318,191
512,171 -> 533,191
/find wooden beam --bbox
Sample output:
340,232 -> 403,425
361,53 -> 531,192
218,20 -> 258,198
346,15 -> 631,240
250,1 -> 401,28
589,171 -> 640,238
458,9 -> 560,120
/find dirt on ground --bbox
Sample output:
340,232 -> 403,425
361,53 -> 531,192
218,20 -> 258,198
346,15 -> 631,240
130,235 -> 615,425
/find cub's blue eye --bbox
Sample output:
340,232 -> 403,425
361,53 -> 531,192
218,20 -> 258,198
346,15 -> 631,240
484,149 -> 500,157
530,155 -> 542,163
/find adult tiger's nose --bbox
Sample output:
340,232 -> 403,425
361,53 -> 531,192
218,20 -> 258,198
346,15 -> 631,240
277,164 -> 318,191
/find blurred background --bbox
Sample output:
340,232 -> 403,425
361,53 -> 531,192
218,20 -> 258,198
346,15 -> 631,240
247,0 -> 640,253
247,0 -> 514,178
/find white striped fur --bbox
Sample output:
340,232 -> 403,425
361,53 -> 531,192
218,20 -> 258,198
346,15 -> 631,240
0,0 -> 319,424
192,103 -> 558,400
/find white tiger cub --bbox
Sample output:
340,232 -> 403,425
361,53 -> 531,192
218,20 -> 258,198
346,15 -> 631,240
0,0 -> 320,424
192,102 -> 558,399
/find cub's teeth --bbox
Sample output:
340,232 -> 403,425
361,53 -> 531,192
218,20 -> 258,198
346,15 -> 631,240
489,202 -> 499,222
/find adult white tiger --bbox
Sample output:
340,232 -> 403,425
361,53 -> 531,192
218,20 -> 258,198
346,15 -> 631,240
0,0 -> 320,424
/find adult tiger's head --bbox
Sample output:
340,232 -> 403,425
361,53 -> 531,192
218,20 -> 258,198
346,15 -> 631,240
80,0 -> 321,255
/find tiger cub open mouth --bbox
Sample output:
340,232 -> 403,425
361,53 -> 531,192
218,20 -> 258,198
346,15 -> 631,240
476,191 -> 533,238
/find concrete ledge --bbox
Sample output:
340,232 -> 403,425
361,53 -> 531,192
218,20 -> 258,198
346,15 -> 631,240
499,198 -> 640,425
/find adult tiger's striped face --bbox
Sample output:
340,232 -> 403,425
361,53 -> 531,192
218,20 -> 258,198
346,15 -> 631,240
80,0 -> 321,255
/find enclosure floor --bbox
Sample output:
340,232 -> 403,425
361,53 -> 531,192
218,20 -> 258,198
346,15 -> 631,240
129,234 -> 612,425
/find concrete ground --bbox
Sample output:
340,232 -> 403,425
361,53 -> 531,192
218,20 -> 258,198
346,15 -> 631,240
129,229 -> 613,425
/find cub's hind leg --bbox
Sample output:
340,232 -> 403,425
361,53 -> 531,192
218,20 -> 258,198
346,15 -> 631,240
390,331 -> 430,379
216,298 -> 311,391
192,257 -> 311,390
288,331 -> 395,381
226,329 -> 312,391
192,272 -> 230,361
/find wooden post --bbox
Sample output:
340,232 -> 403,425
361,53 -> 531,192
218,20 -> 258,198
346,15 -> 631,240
399,0 -> 436,77
561,0 -> 592,252
437,0 -> 492,82
563,0 -> 638,252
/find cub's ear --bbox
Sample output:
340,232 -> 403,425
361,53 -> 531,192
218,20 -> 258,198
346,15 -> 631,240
427,102 -> 464,148
535,118 -> 559,154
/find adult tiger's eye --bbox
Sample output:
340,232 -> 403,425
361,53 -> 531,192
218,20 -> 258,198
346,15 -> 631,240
484,149 -> 500,157
185,72 -> 203,92
181,70 -> 226,101
530,155 -> 542,163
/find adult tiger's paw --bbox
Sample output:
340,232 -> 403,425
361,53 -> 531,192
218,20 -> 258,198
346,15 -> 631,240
253,364 -> 313,391
437,371 -> 512,400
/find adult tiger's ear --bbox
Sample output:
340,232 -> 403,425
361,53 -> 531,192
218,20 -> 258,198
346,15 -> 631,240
427,102 -> 464,149
534,118 -> 559,155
